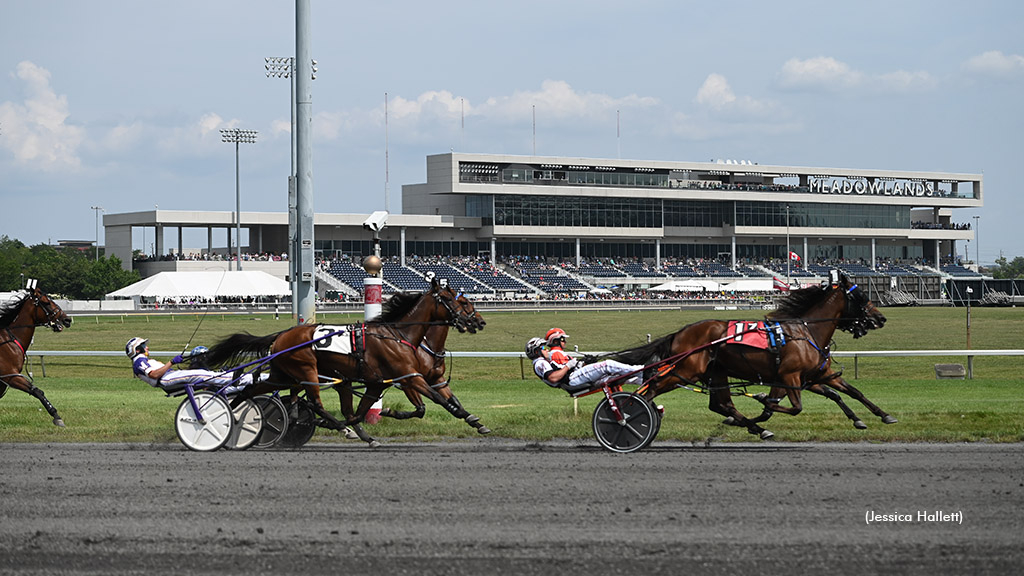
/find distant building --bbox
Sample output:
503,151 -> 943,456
104,152 -> 981,278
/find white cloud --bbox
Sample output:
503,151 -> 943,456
694,73 -> 773,118
963,50 -> 1024,79
476,80 -> 657,122
776,56 -> 934,93
0,61 -> 85,170
695,74 -> 736,108
777,56 -> 864,90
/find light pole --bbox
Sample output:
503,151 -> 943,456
973,215 -> 980,266
90,206 -> 104,261
266,57 -> 298,317
266,56 -> 315,320
220,128 -> 258,271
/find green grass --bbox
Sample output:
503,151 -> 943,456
3,306 -> 1023,443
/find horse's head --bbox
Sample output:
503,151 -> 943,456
28,286 -> 72,333
430,278 -> 485,334
834,272 -> 886,338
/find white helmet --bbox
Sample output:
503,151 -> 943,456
125,337 -> 148,359
525,337 -> 545,360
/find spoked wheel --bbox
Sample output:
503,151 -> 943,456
592,392 -> 660,453
226,398 -> 264,451
175,392 -> 234,452
252,395 -> 289,448
277,397 -> 317,449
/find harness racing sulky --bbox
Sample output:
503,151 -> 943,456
549,270 -> 896,453
198,276 -> 486,450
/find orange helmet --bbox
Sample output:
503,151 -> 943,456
545,328 -> 569,347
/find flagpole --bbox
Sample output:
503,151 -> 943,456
786,204 -> 791,286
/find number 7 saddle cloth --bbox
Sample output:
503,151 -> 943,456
724,320 -> 786,351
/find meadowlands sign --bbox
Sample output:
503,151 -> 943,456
810,178 -> 950,198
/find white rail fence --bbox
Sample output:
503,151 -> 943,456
26,349 -> 1024,380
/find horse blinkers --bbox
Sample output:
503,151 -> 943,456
31,289 -> 72,332
838,277 -> 885,338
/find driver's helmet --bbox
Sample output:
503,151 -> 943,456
545,328 -> 569,347
190,345 -> 209,357
525,337 -> 545,360
125,337 -> 148,359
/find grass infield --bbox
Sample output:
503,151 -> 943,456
2,306 -> 1022,443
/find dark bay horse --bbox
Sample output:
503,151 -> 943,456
371,318 -> 492,434
0,282 -> 73,426
204,278 -> 482,446
611,271 -> 893,439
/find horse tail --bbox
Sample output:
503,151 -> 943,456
600,330 -> 680,366
205,331 -> 280,369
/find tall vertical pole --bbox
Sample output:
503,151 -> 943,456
786,204 -> 791,285
295,0 -> 315,324
235,140 -> 242,271
90,206 -> 103,262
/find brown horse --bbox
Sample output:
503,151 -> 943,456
204,278 -> 483,447
0,281 -> 73,426
369,318 -> 492,434
610,271 -> 892,439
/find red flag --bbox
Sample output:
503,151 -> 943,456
789,251 -> 801,261
773,276 -> 790,291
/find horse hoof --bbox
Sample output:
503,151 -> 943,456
882,415 -> 899,424
722,417 -> 736,426
368,440 -> 382,449
759,430 -> 775,440
343,427 -> 360,440
853,420 -> 868,429
477,426 -> 492,435
53,418 -> 65,428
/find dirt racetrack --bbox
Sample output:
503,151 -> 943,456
1,440 -> 1021,575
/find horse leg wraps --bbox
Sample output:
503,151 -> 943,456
27,385 -> 59,418
443,395 -> 470,419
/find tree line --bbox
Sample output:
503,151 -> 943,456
0,236 -> 139,299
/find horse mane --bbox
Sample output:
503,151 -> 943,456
373,291 -> 423,323
0,291 -> 28,329
766,284 -> 830,319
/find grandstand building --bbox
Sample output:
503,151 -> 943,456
103,152 -> 985,302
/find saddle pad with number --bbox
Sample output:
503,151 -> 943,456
311,324 -> 358,355
724,321 -> 785,350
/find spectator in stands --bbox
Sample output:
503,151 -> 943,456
525,337 -> 642,393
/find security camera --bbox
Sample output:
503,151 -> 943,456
362,210 -> 389,232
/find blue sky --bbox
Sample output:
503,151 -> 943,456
1,1 -> 1022,264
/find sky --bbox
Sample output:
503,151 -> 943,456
1,0 -> 1022,265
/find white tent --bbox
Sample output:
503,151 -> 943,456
107,271 -> 290,299
649,279 -> 722,292
719,278 -> 775,292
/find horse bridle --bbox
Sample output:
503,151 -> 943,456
432,288 -> 475,331
29,291 -> 68,331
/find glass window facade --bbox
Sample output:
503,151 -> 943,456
663,200 -> 731,228
735,201 -> 911,229
494,195 -> 660,228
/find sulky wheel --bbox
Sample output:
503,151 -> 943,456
252,395 -> 289,448
225,398 -> 264,451
277,397 -> 317,449
591,391 -> 660,453
175,392 -> 234,452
